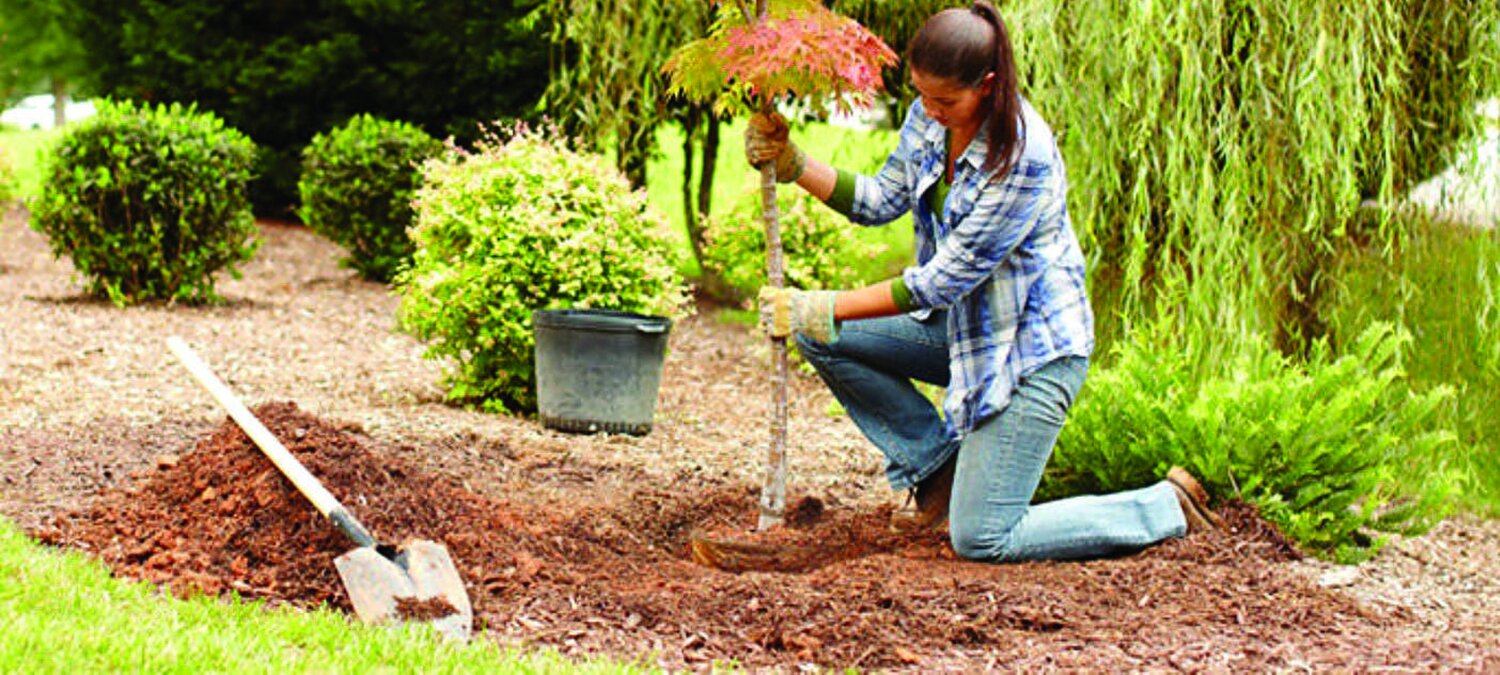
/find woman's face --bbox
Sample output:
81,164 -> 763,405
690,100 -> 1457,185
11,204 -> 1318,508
911,68 -> 993,133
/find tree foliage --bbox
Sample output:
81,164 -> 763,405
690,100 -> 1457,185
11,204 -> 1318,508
663,0 -> 896,115
1004,0 -> 1500,358
61,0 -> 548,216
0,0 -> 89,120
829,0 -> 949,123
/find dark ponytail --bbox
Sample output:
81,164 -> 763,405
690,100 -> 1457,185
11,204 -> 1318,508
908,0 -> 1025,178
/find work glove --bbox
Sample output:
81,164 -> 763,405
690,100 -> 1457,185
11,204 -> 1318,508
744,112 -> 807,183
757,286 -> 839,344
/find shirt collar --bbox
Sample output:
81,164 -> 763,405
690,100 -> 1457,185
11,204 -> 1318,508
919,112 -> 994,178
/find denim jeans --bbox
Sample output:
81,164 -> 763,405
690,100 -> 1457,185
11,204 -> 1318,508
796,312 -> 1186,562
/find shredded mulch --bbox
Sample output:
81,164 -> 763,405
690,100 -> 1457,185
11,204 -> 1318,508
34,402 -> 1493,670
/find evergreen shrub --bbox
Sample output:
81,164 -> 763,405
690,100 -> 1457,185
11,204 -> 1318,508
1047,322 -> 1460,562
701,189 -> 887,300
298,115 -> 443,281
66,0 -> 548,216
29,99 -> 258,305
395,126 -> 691,413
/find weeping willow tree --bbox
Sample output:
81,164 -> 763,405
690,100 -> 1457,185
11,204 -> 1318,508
532,0 -> 738,295
1004,0 -> 1500,363
531,0 -> 711,188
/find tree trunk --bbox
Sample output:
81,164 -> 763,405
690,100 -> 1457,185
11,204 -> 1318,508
757,119 -> 788,531
682,109 -> 740,302
52,76 -> 67,129
682,107 -> 700,261
698,115 -> 720,233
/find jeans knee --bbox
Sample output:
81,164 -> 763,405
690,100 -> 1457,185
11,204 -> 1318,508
948,513 -> 1023,563
794,332 -> 834,362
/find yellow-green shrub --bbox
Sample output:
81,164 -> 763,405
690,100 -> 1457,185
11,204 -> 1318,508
395,126 -> 691,413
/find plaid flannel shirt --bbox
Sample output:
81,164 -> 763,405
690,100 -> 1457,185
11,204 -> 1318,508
841,98 -> 1094,438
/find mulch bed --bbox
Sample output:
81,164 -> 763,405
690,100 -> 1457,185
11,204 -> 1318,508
33,401 -> 1472,670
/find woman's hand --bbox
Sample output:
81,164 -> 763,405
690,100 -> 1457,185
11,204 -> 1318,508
758,286 -> 838,343
744,112 -> 807,183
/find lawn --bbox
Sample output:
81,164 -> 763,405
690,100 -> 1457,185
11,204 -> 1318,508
0,521 -> 635,673
0,125 -> 57,202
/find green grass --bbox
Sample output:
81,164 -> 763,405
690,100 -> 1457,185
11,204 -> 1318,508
1326,217 -> 1500,516
0,124 -> 58,202
0,521 -> 645,672
645,117 -> 912,284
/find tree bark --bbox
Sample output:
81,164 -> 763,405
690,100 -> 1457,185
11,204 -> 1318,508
682,107 -> 700,262
52,76 -> 66,129
698,115 -> 720,232
757,115 -> 788,531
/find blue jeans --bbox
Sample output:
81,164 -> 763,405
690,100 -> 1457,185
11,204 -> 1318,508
796,312 -> 1186,562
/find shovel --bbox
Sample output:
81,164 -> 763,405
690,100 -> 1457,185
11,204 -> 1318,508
166,336 -> 473,642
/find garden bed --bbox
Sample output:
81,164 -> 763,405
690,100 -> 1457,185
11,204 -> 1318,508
2,208 -> 1497,669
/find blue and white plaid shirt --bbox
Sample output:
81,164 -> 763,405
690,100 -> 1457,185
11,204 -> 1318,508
845,98 -> 1094,438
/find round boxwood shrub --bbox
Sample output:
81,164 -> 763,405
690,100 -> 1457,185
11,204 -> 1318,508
702,189 -> 888,299
395,126 -> 691,413
298,115 -> 444,281
29,99 -> 258,305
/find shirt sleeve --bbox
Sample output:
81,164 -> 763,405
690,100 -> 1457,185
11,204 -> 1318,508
901,159 -> 1053,309
825,102 -> 927,226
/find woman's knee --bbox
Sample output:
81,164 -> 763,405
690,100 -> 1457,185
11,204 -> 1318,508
948,507 -> 1026,562
793,332 -> 835,362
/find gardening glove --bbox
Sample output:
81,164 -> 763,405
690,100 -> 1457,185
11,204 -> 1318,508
744,111 -> 807,183
757,286 -> 839,344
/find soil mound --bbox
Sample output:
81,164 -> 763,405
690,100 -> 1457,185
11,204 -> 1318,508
35,403 -> 1412,670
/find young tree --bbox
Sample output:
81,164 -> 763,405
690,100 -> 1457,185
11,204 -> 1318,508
665,0 -> 895,528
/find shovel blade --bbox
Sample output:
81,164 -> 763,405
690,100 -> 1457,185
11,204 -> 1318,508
333,542 -> 473,643
334,546 -> 416,624
399,539 -> 473,642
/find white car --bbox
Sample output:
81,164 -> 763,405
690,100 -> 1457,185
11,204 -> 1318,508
0,94 -> 97,130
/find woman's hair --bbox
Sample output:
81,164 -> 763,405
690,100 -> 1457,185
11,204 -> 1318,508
908,0 -> 1025,178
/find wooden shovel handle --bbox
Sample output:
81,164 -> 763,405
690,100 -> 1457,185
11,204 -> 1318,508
166,336 -> 378,549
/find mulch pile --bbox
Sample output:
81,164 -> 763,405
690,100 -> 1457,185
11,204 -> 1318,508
35,402 -> 1442,669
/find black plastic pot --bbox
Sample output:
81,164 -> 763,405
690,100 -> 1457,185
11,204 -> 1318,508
532,309 -> 672,435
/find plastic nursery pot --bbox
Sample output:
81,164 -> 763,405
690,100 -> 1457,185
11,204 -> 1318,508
532,309 -> 672,436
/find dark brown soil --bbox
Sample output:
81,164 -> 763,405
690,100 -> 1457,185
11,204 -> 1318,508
33,402 -> 1481,670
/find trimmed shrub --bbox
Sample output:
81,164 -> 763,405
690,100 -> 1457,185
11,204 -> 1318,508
298,115 -> 443,281
1046,322 -> 1459,563
701,189 -> 888,300
29,99 -> 259,305
395,126 -> 692,413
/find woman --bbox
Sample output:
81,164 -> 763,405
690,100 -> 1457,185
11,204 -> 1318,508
749,1 -> 1222,562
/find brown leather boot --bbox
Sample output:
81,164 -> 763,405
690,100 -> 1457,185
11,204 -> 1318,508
890,453 -> 957,533
1167,466 -> 1225,533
